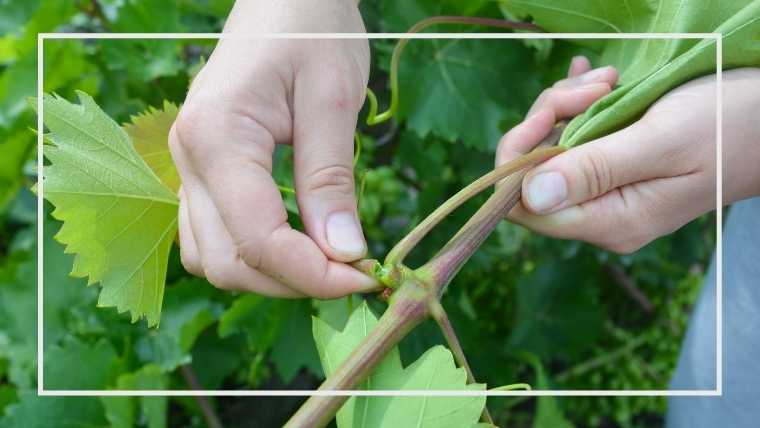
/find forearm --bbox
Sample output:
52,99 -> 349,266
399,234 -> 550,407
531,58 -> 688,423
224,0 -> 364,33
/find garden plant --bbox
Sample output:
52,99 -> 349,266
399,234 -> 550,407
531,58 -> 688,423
2,0 -> 759,427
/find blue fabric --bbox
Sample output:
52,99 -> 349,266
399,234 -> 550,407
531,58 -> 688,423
667,197 -> 760,427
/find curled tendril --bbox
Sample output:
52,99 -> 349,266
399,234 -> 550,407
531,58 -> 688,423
491,383 -> 532,391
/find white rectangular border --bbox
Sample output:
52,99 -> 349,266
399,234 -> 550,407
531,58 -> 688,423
37,32 -> 722,397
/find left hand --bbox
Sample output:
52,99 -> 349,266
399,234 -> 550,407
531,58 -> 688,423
497,58 -> 760,254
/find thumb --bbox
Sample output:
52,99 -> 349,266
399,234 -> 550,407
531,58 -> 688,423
521,123 -> 669,214
292,62 -> 368,262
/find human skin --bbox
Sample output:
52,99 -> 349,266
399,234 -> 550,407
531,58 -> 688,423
498,58 -> 760,254
169,0 -> 377,298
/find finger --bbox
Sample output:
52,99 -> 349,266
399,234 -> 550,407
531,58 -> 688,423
553,65 -> 618,89
171,128 -> 303,297
182,179 -> 304,297
567,55 -> 591,77
520,121 -> 695,215
527,82 -> 613,118
496,108 -> 556,166
293,60 -> 367,262
510,172 -> 711,254
171,106 -> 379,299
178,187 -> 203,277
496,67 -> 617,166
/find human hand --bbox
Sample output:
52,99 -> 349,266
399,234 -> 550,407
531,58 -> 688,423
497,58 -> 760,254
169,0 -> 378,298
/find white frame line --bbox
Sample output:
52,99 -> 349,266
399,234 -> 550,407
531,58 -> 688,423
37,32 -> 722,397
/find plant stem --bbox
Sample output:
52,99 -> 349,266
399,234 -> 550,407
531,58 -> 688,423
285,282 -> 430,428
418,123 -> 565,296
179,365 -> 225,428
430,301 -> 494,425
291,121 -> 565,427
386,147 -> 564,265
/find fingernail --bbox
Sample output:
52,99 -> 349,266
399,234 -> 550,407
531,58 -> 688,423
326,211 -> 366,257
580,66 -> 611,83
525,171 -> 567,213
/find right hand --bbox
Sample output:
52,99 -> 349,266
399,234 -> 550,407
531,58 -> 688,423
169,0 -> 379,298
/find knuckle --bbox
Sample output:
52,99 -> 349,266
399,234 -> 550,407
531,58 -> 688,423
237,237 -> 264,273
304,164 -> 355,198
203,263 -> 236,290
317,63 -> 365,113
173,101 -> 213,157
578,146 -> 614,197
180,254 -> 202,277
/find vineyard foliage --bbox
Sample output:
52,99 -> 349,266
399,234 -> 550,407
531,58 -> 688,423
0,0 -> 737,426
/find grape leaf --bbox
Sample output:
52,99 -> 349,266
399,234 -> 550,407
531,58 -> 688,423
380,0 -> 542,151
502,0 -> 760,147
269,299 -> 322,382
219,295 -> 320,382
135,279 -> 221,371
0,129 -> 32,212
0,393 -> 107,428
41,91 -> 179,327
102,0 -> 182,81
43,337 -> 123,390
101,365 -> 168,428
313,302 -> 486,428
124,101 -> 181,193
0,247 -> 36,389
508,261 -> 604,360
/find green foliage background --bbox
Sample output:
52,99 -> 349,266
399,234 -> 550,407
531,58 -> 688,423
0,0 -> 718,427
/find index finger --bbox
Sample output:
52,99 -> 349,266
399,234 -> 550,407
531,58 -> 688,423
173,104 -> 378,299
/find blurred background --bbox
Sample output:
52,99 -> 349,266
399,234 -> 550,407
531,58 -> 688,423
0,0 -> 715,427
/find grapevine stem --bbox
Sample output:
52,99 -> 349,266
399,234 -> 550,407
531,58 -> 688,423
429,301 -> 494,425
419,122 -> 566,296
385,146 -> 565,265
180,365 -> 225,428
285,282 -> 430,428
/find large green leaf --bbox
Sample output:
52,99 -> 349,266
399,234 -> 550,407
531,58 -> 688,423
380,0 -> 542,150
102,0 -> 183,81
218,295 -> 320,383
0,393 -> 107,428
313,302 -> 486,428
502,0 -> 760,147
43,337 -> 123,390
41,92 -> 179,327
135,279 -> 221,371
0,244 -> 36,390
508,261 -> 604,360
101,365 -> 168,428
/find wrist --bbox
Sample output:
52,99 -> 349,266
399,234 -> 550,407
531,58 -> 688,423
723,68 -> 760,204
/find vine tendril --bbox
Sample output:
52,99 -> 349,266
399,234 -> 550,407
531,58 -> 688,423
364,16 -> 542,126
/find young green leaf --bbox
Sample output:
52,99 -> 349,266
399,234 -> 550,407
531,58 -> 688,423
41,91 -> 179,327
502,0 -> 760,147
313,302 -> 486,428
124,101 -> 181,193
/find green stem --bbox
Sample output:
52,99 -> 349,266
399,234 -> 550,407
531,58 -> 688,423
419,123 -> 565,296
430,301 -> 493,425
491,383 -> 532,391
385,146 -> 564,265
